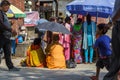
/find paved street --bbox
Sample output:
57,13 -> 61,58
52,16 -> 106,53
0,57 -> 107,80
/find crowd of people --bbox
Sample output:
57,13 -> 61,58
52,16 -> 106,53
1,0 -> 120,80
19,13 -> 113,70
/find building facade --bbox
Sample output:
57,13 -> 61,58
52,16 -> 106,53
58,0 -> 72,18
32,0 -> 72,19
34,0 -> 55,19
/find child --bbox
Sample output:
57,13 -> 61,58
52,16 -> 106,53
45,34 -> 66,69
90,23 -> 112,80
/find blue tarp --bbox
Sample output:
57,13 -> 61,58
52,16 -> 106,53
66,0 -> 115,18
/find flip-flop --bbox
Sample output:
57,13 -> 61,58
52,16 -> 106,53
90,76 -> 97,80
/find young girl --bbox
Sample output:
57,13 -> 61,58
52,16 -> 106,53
82,14 -> 96,63
45,34 -> 66,69
90,23 -> 112,80
63,17 -> 72,64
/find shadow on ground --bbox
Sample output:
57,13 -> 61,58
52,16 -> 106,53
0,67 -> 107,80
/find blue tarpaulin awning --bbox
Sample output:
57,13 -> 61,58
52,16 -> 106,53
66,0 -> 115,18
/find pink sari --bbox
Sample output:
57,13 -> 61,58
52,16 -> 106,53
62,23 -> 71,60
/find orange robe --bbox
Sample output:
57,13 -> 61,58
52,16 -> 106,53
46,42 -> 66,69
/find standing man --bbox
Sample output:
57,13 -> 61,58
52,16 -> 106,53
103,0 -> 120,80
0,0 -> 19,71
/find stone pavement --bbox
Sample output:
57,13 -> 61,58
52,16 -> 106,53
0,57 -> 107,80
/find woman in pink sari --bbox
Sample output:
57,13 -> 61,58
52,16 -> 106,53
62,17 -> 72,64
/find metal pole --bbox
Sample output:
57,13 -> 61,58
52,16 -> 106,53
54,0 -> 58,17
96,11 -> 98,24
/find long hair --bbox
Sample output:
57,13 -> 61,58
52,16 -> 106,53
65,17 -> 71,23
86,14 -> 91,25
47,31 -> 53,44
52,34 -> 59,42
33,38 -> 41,45
75,18 -> 82,25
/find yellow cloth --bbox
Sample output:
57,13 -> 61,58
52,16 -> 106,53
46,42 -> 66,69
26,45 -> 46,67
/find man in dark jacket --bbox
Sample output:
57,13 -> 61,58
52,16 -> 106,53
103,0 -> 120,80
0,0 -> 19,71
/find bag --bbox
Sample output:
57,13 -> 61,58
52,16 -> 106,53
20,59 -> 27,67
66,59 -> 76,68
17,35 -> 23,43
15,38 -> 18,44
66,43 -> 76,68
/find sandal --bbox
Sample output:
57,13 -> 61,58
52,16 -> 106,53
90,76 -> 98,80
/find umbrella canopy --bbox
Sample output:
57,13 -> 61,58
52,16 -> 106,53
6,5 -> 26,18
36,22 -> 72,34
66,0 -> 115,18
36,18 -> 48,25
35,18 -> 48,32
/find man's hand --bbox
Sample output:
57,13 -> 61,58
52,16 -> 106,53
10,20 -> 15,26
12,29 -> 17,36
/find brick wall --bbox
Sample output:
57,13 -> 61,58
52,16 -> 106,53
8,0 -> 25,32
9,0 -> 24,27
92,17 -> 107,24
9,0 -> 25,11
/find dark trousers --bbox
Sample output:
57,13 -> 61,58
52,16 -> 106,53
0,35 -> 14,69
103,22 -> 120,80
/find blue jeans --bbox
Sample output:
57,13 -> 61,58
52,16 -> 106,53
11,40 -> 16,54
84,46 -> 94,63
